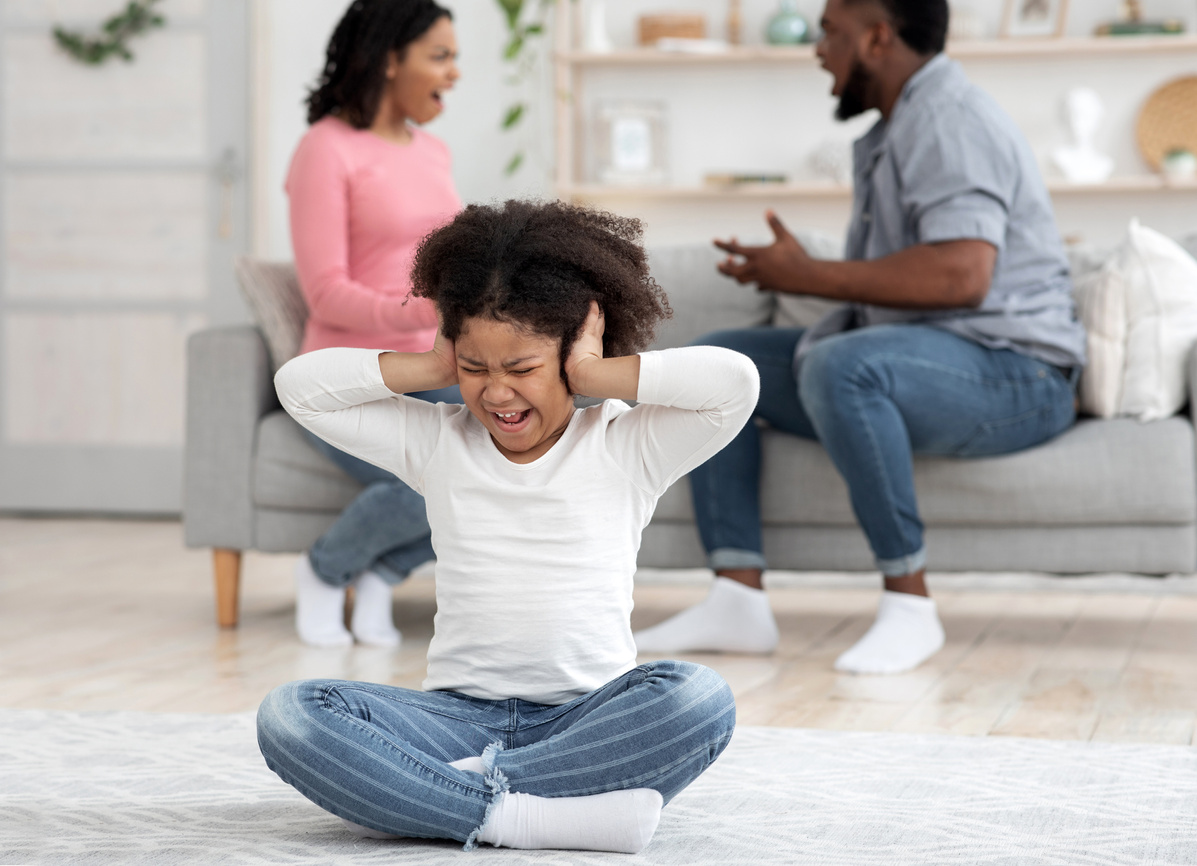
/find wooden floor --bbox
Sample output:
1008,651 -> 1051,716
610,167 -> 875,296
2,517 -> 1195,744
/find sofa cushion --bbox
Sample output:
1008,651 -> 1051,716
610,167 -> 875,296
653,416 -> 1196,526
647,244 -> 775,349
253,411 -> 360,511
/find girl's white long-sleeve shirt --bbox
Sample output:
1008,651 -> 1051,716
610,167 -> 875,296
275,346 -> 759,705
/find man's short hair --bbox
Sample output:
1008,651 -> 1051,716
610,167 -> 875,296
846,0 -> 949,55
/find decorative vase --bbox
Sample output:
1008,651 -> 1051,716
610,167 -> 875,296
766,0 -> 810,45
1162,149 -> 1197,182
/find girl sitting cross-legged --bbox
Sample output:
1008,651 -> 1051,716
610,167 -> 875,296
257,199 -> 760,853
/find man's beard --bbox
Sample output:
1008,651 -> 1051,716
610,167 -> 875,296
835,60 -> 873,121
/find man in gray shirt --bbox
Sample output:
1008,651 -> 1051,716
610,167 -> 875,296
635,0 -> 1085,674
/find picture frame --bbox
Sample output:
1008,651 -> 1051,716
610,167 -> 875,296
590,101 -> 668,186
1001,0 -> 1070,38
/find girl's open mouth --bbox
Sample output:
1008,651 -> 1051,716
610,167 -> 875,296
493,409 -> 532,432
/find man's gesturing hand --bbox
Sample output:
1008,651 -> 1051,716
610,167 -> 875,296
714,210 -> 814,295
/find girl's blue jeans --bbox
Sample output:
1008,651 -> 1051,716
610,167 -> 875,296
256,660 -> 735,848
303,385 -> 461,588
690,325 -> 1078,577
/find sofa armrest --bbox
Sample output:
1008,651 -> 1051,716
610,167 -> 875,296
183,326 -> 279,550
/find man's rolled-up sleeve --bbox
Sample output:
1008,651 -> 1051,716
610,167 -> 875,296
899,110 -> 1014,251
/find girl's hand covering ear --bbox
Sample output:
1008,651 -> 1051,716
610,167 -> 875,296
564,301 -> 605,391
428,313 -> 459,388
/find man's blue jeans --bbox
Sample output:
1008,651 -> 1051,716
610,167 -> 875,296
256,660 -> 735,848
690,325 -> 1077,576
303,385 -> 461,588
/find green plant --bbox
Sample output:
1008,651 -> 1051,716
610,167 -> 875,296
53,0 -> 165,66
494,0 -> 554,176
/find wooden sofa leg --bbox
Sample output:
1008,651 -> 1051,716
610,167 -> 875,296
213,548 -> 242,628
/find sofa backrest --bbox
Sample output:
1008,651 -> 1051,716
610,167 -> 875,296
646,229 -> 845,350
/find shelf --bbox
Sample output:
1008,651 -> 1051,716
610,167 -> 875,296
558,35 -> 1197,65
563,177 -> 1197,199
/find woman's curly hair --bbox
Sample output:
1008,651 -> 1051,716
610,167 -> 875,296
306,0 -> 451,128
410,200 -> 672,381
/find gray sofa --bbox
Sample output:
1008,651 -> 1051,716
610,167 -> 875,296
184,244 -> 1197,627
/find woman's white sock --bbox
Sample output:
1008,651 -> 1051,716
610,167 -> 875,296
294,555 -> 352,648
834,590 -> 945,674
478,789 -> 663,854
633,576 -> 778,653
350,569 -> 401,647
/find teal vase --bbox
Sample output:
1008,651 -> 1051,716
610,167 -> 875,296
766,0 -> 810,45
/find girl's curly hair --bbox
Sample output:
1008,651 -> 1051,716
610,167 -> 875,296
410,200 -> 672,380
306,0 -> 451,128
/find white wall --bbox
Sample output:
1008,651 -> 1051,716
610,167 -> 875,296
253,0 -> 1197,255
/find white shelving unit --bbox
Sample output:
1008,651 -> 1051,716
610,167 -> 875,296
553,5 -> 1197,214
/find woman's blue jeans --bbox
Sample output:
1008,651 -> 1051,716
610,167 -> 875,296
304,385 -> 461,588
690,325 -> 1077,576
256,660 -> 736,848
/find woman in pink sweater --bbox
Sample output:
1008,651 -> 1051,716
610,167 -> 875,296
287,0 -> 462,648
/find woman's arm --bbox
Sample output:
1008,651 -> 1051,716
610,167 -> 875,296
287,128 -> 430,333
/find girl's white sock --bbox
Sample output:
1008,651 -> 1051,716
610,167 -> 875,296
477,789 -> 663,854
834,590 -> 945,674
633,576 -> 778,653
350,569 -> 401,647
294,555 -> 352,648
450,755 -> 486,774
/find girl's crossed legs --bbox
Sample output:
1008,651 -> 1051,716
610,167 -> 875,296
256,660 -> 735,851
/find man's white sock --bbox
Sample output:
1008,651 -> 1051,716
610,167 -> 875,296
634,576 -> 778,653
350,569 -> 401,647
294,555 -> 352,648
477,789 -> 663,854
834,590 -> 945,675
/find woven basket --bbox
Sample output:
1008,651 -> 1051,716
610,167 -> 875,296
637,13 -> 706,45
1137,76 -> 1197,171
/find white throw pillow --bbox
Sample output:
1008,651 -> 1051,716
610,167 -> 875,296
1073,220 -> 1197,421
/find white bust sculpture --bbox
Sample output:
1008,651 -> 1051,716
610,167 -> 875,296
1052,87 -> 1114,184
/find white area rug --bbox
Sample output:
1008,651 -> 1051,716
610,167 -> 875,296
2,710 -> 1195,865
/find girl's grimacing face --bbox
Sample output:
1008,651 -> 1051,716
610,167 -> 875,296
454,317 -> 575,463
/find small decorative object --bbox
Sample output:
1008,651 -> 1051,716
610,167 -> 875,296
591,101 -> 668,186
948,4 -> 986,40
638,13 -> 706,46
727,0 -> 743,45
1052,87 -> 1114,184
1094,0 -> 1184,36
810,140 -> 853,186
704,172 -> 789,186
584,0 -> 613,53
1137,76 -> 1197,173
765,0 -> 811,45
52,0 -> 165,65
1001,0 -> 1069,38
1161,149 -> 1197,181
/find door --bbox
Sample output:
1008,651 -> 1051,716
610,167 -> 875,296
0,0 -> 248,512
